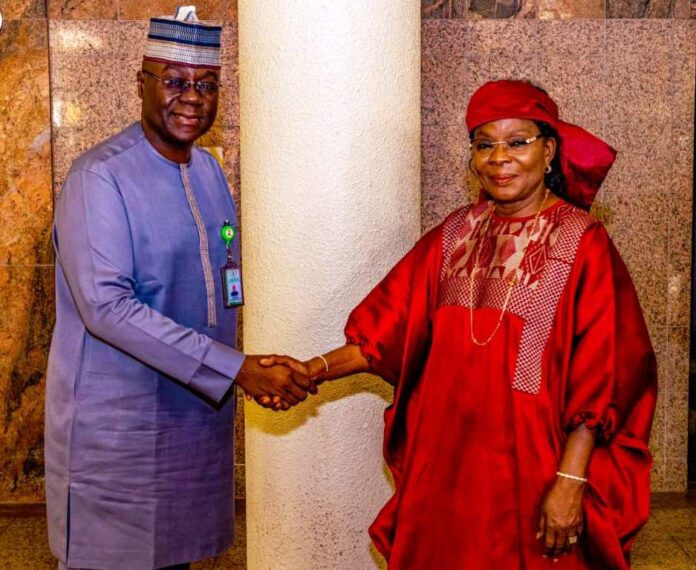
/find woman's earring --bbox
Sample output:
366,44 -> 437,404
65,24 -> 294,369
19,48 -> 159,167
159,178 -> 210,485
544,164 -> 552,174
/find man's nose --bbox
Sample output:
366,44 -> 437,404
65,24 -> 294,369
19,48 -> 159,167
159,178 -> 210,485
178,83 -> 203,103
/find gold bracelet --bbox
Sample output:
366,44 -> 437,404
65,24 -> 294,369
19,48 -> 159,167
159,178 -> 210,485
556,471 -> 587,483
317,354 -> 329,373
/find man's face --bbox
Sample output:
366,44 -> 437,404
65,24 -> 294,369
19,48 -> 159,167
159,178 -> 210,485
138,61 -> 219,161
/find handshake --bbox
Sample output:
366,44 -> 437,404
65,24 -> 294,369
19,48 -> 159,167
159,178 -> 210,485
234,354 -> 325,411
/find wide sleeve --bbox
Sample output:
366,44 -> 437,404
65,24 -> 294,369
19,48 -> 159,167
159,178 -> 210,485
562,224 -> 657,442
344,224 -> 443,386
349,224 -> 443,560
562,223 -> 657,568
54,168 -> 244,404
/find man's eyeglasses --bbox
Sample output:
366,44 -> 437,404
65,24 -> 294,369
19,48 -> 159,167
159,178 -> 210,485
470,134 -> 543,157
142,69 -> 221,97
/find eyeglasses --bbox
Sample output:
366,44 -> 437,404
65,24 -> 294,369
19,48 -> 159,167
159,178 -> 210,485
470,134 -> 543,157
142,69 -> 221,97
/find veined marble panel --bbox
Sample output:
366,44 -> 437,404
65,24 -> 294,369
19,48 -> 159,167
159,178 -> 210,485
47,0 -> 119,20
1,0 -> 46,19
606,0 -> 691,17
118,0 -> 236,21
422,0 -> 467,18
422,0 -> 694,18
0,265 -> 54,502
0,20 -> 53,503
468,0 -> 538,18
538,0 -> 604,18
44,0 -> 237,20
0,21 -> 53,266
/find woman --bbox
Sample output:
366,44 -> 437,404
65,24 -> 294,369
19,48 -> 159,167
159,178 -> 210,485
262,80 -> 657,569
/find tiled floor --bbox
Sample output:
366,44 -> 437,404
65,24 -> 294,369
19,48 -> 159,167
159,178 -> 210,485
0,495 -> 693,569
0,501 -> 246,570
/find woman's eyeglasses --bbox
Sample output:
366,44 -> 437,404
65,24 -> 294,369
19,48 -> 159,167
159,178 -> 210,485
470,134 -> 543,157
142,69 -> 221,97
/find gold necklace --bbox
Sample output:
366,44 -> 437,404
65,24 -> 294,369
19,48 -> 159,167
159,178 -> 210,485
468,189 -> 550,346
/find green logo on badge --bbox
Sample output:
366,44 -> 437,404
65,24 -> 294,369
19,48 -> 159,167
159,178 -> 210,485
221,222 -> 235,247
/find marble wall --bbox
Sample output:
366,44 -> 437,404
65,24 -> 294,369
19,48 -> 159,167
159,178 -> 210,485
0,2 -> 242,503
421,0 -> 693,18
0,0 -> 693,504
421,15 -> 695,490
0,7 -> 53,501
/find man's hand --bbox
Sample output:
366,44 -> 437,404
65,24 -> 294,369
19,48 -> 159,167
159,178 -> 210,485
235,355 -> 315,410
250,346 -> 368,411
254,355 -> 317,411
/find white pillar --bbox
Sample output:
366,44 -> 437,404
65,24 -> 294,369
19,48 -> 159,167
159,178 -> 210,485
239,2 -> 420,568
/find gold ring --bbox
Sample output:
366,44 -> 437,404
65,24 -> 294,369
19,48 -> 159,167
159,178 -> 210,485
568,536 -> 578,545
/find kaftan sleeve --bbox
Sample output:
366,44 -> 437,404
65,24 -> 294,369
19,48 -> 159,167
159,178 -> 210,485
55,168 -> 244,404
346,223 -> 446,561
562,224 -> 657,567
563,223 -> 657,442
344,225 -> 443,386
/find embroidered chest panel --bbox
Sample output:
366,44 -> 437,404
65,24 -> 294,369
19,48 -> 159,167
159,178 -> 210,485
439,201 -> 593,394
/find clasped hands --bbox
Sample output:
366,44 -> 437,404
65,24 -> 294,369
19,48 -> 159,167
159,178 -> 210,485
235,354 -> 323,411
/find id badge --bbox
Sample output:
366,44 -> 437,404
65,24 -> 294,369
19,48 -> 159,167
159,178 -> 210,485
221,261 -> 244,308
220,220 -> 244,308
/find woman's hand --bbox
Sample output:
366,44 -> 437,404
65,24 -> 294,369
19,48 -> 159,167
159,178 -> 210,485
251,345 -> 370,411
537,477 -> 585,559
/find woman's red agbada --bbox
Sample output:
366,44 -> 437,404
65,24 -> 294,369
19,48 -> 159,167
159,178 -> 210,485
342,80 -> 657,569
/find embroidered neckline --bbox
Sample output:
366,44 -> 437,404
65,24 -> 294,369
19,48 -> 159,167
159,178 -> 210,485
439,201 -> 594,394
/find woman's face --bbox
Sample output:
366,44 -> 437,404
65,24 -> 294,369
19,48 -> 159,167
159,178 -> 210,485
470,118 -> 556,214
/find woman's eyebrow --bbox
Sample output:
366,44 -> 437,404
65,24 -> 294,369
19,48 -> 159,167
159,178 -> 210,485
474,129 -> 534,138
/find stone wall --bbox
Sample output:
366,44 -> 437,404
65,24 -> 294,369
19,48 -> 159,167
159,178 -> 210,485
0,0 -> 693,502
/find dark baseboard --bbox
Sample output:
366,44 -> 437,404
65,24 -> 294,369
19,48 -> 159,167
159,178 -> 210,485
0,494 -> 690,518
651,490 -> 696,508
0,503 -> 46,518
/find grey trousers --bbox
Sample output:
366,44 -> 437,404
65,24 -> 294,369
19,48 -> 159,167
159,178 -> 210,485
58,562 -> 191,570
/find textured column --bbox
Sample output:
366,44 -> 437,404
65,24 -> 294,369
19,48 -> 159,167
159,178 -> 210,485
238,1 -> 420,568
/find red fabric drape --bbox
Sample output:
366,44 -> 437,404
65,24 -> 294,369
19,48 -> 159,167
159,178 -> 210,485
345,207 -> 656,569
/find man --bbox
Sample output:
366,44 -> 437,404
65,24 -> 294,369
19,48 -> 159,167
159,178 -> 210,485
45,8 -> 312,569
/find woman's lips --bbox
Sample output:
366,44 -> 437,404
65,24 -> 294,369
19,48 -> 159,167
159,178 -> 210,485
489,174 -> 517,186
